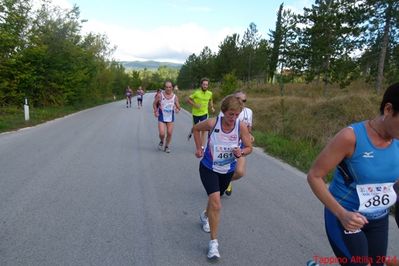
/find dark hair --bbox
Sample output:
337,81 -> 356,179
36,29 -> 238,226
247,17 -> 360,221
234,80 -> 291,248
380,82 -> 399,115
164,80 -> 173,87
200,77 -> 209,84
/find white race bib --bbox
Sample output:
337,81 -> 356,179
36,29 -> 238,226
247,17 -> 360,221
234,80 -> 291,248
163,103 -> 174,113
356,182 -> 397,213
213,145 -> 235,166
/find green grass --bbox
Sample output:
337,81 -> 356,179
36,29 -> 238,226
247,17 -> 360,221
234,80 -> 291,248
253,131 -> 322,174
0,100 -> 113,134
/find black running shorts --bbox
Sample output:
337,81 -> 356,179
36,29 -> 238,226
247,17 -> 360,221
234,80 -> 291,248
199,162 -> 233,195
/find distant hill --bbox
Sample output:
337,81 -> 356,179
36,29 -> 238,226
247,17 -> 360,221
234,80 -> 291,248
119,60 -> 182,70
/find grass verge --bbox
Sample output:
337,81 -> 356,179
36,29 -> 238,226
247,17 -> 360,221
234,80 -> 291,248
0,101 -> 112,134
253,131 -> 321,173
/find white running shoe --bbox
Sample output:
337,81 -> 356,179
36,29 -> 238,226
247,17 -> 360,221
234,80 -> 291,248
200,210 -> 210,233
207,239 -> 220,259
158,141 -> 163,150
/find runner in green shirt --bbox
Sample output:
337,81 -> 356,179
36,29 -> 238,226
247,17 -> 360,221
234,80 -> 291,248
187,78 -> 215,147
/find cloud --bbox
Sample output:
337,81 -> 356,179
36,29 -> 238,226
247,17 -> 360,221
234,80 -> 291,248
36,0 -> 243,63
82,20 -> 242,63
285,0 -> 312,14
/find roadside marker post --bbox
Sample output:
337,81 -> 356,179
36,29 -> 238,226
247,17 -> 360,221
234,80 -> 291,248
24,98 -> 30,121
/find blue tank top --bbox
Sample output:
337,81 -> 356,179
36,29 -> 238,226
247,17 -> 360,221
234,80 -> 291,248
201,114 -> 240,174
329,121 -> 399,219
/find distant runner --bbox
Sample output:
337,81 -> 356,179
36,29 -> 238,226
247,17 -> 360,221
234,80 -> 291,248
153,80 -> 181,153
125,86 -> 133,108
187,77 -> 215,147
137,86 -> 144,109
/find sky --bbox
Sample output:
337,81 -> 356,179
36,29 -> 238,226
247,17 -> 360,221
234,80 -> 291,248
52,0 -> 312,63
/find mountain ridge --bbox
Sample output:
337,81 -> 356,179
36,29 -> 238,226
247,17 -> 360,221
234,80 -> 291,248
119,60 -> 182,70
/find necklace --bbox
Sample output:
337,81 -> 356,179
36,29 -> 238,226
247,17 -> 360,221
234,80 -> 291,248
368,120 -> 391,142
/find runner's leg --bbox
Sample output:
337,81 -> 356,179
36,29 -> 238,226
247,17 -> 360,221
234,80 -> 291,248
165,122 -> 174,150
207,192 -> 221,240
158,121 -> 165,146
232,157 -> 246,181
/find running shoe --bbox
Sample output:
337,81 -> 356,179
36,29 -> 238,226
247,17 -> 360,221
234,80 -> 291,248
306,259 -> 320,266
200,210 -> 210,233
225,182 -> 232,196
158,141 -> 163,150
207,239 -> 220,260
164,146 -> 170,153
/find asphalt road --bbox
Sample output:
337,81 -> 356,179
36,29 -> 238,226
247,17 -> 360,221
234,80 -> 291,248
1,94 -> 398,266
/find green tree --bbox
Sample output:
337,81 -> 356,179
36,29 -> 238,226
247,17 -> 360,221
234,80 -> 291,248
252,39 -> 271,81
240,22 -> 260,81
364,0 -> 399,93
298,0 -> 364,92
268,3 -> 284,83
176,53 -> 199,89
214,33 -> 240,79
0,0 -> 129,107
196,46 -> 216,80
276,7 -> 298,94
220,72 -> 238,97
0,0 -> 31,105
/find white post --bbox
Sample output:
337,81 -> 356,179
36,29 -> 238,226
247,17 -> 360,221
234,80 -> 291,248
24,98 -> 30,121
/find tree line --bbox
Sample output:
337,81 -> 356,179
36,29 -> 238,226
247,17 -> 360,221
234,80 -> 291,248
177,0 -> 399,94
0,0 -> 132,107
2,0 -> 398,108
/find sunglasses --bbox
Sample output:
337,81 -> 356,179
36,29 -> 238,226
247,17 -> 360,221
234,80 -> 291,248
242,99 -> 247,103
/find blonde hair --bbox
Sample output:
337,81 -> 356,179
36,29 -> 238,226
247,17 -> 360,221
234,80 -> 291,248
220,94 -> 243,113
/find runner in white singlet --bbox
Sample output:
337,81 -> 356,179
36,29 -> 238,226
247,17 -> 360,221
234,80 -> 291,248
192,95 -> 252,260
153,80 -> 181,153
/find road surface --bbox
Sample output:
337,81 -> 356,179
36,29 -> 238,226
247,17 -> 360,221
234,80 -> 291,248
1,94 -> 398,265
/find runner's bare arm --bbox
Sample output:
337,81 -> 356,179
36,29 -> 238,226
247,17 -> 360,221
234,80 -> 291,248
193,118 -> 215,158
174,96 -> 181,112
307,127 -> 368,230
238,123 -> 252,157
153,94 -> 160,116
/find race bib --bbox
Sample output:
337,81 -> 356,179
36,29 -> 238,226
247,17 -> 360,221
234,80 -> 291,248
163,103 -> 173,113
356,182 -> 397,213
213,145 -> 235,166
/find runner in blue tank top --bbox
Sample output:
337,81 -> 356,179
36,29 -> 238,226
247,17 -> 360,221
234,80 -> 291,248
192,95 -> 252,260
307,83 -> 399,266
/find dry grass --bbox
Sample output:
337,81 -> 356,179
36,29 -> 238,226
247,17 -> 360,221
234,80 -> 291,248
177,81 -> 383,173
178,81 -> 381,147
243,81 -> 381,147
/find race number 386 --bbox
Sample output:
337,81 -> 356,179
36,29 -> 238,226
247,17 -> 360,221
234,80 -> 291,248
356,183 -> 396,213
364,194 -> 390,208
